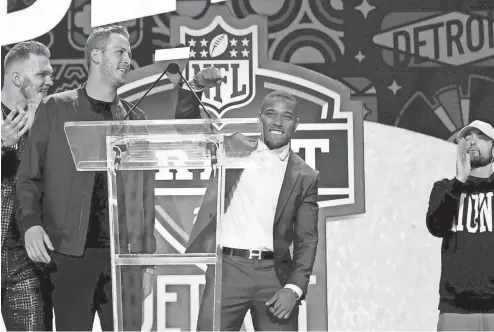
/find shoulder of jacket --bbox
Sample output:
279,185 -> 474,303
431,178 -> 457,191
291,151 -> 318,177
41,89 -> 79,105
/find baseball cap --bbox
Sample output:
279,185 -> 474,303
458,120 -> 494,140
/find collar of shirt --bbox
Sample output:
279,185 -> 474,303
256,139 -> 290,161
80,82 -> 118,117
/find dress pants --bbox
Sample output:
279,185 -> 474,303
49,248 -> 114,331
1,246 -> 45,331
48,247 -> 145,331
197,254 -> 299,331
437,313 -> 494,331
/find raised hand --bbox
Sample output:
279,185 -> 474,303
1,107 -> 28,147
193,67 -> 223,89
456,137 -> 471,183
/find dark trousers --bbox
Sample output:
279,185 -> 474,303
197,254 -> 299,331
437,313 -> 494,331
49,248 -> 113,331
1,246 -> 45,331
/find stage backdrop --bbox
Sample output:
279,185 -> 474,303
2,0 -> 494,330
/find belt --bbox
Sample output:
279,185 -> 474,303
222,247 -> 274,260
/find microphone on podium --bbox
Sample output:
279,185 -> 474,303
123,43 -> 190,120
122,43 -> 219,171
169,65 -> 218,171
155,46 -> 219,171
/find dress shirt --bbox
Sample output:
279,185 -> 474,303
220,139 -> 302,298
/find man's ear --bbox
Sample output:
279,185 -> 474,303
295,117 -> 300,131
258,110 -> 264,136
11,72 -> 22,88
91,49 -> 101,65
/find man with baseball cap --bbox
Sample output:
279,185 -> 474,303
426,120 -> 494,331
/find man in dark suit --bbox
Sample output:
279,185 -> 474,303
176,68 -> 320,331
16,26 -> 211,331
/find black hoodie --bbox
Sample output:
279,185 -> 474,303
427,174 -> 494,313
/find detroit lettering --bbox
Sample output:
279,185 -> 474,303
374,12 -> 494,66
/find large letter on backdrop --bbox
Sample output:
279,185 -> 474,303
0,0 -> 178,45
91,0 -> 176,27
0,0 -> 71,45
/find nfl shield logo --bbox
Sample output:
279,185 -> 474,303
180,16 -> 258,118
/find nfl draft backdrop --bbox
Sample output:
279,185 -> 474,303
117,6 -> 365,331
2,0 -> 494,330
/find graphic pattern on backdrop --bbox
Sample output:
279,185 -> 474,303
5,0 -> 494,142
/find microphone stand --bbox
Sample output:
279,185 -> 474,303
169,64 -> 218,176
123,70 -> 168,120
123,62 -> 219,175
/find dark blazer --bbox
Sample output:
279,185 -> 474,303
176,88 -> 320,297
16,84 -> 198,256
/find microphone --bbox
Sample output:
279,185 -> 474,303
121,42 -> 219,173
123,43 -> 187,120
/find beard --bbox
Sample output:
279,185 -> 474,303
470,151 -> 493,168
100,57 -> 125,88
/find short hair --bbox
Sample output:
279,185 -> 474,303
4,40 -> 50,71
85,25 -> 130,68
260,90 -> 298,113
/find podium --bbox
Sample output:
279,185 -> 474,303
64,118 -> 263,331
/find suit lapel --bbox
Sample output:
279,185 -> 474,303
274,151 -> 301,225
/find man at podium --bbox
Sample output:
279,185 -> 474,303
177,68 -> 320,331
15,25 -> 213,331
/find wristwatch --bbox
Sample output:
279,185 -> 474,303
287,288 -> 300,300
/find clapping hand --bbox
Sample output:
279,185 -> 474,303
456,137 -> 471,183
1,107 -> 28,147
1,86 -> 43,147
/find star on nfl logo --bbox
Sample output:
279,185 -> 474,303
180,16 -> 258,118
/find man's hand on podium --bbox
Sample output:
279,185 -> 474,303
24,225 -> 54,264
143,266 -> 155,299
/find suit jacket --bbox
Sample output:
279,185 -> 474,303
175,88 -> 320,296
16,84 -> 199,256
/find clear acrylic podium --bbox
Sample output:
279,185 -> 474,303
64,118 -> 263,331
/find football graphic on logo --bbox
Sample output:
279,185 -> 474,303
209,33 -> 229,58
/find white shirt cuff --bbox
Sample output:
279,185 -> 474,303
284,284 -> 303,299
